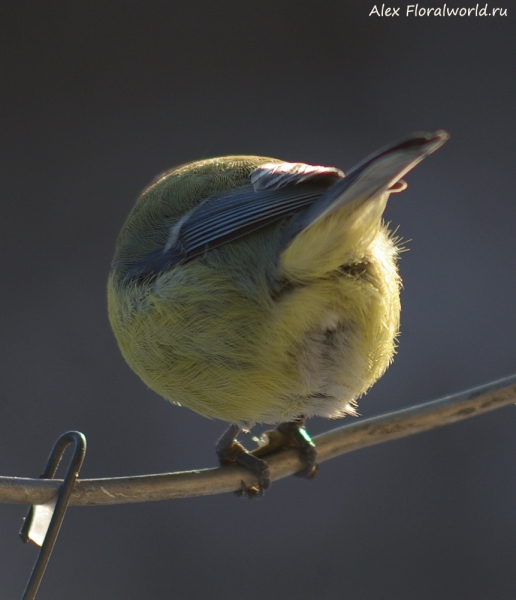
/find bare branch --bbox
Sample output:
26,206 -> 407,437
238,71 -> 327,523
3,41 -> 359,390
1,374 -> 515,506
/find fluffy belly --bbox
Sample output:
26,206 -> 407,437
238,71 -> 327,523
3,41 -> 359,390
272,275 -> 400,422
288,314 -> 372,420
108,237 -> 400,427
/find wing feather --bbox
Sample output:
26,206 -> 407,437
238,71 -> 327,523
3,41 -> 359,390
126,163 -> 342,279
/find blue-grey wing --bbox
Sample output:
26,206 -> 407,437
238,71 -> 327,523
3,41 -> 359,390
126,163 -> 344,280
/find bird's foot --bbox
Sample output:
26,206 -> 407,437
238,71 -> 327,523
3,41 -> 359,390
216,424 -> 270,499
253,416 -> 319,479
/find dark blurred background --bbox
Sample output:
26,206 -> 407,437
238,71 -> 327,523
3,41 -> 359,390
1,2 -> 515,598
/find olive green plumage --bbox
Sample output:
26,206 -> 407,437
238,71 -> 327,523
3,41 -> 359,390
108,134 -> 447,427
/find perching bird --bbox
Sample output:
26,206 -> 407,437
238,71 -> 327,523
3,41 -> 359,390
108,130 -> 449,496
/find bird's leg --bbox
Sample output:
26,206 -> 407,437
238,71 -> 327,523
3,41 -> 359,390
253,416 -> 318,479
216,423 -> 271,498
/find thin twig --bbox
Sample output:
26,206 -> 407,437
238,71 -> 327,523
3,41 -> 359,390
1,374 -> 515,506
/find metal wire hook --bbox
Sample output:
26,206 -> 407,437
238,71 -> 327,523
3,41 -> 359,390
19,431 -> 87,600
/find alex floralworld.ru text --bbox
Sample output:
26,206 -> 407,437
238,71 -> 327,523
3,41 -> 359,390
369,4 -> 507,16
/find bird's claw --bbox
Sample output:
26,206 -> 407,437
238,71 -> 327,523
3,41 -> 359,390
216,418 -> 317,499
217,425 -> 271,498
252,417 -> 319,479
231,452 -> 270,499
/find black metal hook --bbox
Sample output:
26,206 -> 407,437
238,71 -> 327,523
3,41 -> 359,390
19,431 -> 87,600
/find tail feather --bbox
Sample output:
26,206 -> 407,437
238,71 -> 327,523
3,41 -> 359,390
280,131 -> 449,279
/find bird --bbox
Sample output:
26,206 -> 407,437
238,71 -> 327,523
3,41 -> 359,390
107,130 -> 449,497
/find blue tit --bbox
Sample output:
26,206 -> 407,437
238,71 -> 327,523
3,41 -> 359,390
108,131 -> 449,496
